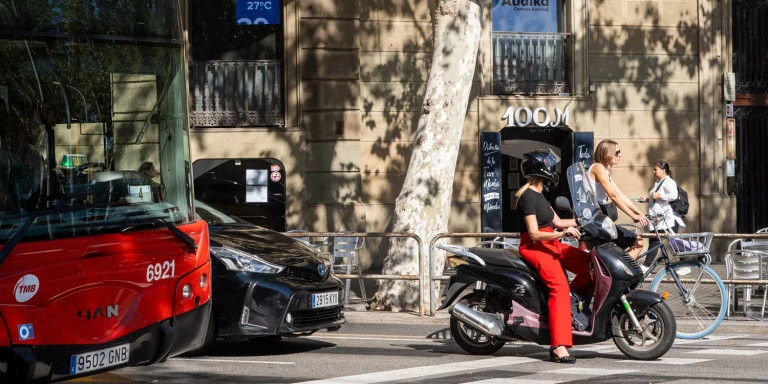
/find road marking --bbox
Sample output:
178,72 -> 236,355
295,356 -> 537,384
674,334 -> 747,344
749,342 -> 768,347
460,367 -> 636,384
574,344 -> 617,352
463,379 -> 561,384
615,357 -> 711,365
545,367 -> 637,375
310,335 -> 433,342
176,358 -> 295,365
688,348 -> 768,356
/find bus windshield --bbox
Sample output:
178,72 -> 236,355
0,0 -> 194,243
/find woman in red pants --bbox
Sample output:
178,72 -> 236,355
515,149 -> 594,364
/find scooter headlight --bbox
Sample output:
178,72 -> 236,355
594,214 -> 618,240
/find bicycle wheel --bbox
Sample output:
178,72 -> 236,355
649,260 -> 727,339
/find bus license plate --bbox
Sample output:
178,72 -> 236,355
312,291 -> 339,308
70,343 -> 130,375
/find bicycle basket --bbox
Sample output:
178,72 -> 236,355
667,232 -> 714,256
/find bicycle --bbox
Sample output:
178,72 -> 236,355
637,214 -> 727,339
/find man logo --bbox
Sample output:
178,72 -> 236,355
18,324 -> 34,340
14,274 -> 40,303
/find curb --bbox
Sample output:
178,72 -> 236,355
343,307 -> 768,334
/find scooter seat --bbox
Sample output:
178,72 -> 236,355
467,247 -> 534,274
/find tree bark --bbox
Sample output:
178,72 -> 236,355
368,0 -> 481,312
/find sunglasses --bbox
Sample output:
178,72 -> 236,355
614,150 -> 622,157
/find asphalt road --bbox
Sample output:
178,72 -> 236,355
69,309 -> 768,384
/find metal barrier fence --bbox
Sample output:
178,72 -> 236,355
428,232 -> 521,316
427,231 -> 768,316
282,231 -> 426,316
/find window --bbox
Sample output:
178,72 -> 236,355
491,0 -> 570,95
189,0 -> 285,127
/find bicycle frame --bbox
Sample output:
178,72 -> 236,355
641,242 -> 697,301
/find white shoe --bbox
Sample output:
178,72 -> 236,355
640,265 -> 650,274
676,266 -> 691,276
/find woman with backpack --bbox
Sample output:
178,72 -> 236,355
639,160 -> 686,272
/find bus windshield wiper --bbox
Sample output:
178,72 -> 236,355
0,204 -> 83,266
123,217 -> 196,253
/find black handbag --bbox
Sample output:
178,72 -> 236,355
600,202 -> 619,221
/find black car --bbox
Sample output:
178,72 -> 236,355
194,200 -> 345,351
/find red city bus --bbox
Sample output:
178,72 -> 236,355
0,1 -> 212,382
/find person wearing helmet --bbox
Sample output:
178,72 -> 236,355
514,149 -> 593,364
588,139 -> 649,260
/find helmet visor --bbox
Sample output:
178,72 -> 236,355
542,149 -> 561,168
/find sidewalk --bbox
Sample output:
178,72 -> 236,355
343,305 -> 768,335
342,280 -> 768,335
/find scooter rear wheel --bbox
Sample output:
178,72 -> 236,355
450,292 -> 506,355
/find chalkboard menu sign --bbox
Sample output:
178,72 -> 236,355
572,132 -> 594,166
480,132 -> 503,232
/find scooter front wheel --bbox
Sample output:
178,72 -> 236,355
450,292 -> 506,355
611,301 -> 676,360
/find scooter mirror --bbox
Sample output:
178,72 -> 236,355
554,196 -> 572,213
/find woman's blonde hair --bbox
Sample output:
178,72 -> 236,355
594,139 -> 618,166
514,177 -> 542,207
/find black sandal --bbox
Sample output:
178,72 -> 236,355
549,346 -> 577,364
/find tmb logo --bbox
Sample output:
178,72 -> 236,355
14,274 -> 40,303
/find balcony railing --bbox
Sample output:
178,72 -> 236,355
189,60 -> 285,127
493,32 -> 570,95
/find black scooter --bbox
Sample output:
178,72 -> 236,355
438,163 -> 676,360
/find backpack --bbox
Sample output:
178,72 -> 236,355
655,179 -> 689,217
570,292 -> 591,331
671,186 -> 689,216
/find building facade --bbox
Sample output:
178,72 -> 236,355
183,0 -> 765,259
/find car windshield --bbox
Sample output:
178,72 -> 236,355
0,0 -> 194,243
195,200 -> 253,227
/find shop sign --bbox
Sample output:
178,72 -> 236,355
501,106 -> 570,128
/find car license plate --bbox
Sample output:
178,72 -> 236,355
70,343 -> 130,375
312,291 -> 339,308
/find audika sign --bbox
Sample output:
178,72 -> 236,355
236,0 -> 281,25
492,0 -> 559,33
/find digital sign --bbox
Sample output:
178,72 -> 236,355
236,0 -> 281,25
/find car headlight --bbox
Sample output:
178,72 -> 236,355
211,246 -> 285,273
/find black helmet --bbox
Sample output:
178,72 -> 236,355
521,149 -> 561,189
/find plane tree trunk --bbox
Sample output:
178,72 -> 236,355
368,0 -> 481,312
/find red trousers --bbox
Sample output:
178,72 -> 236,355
519,228 -> 593,348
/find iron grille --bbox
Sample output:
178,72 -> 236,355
189,60 -> 285,127
735,107 -> 768,232
733,0 -> 768,94
493,32 -> 571,95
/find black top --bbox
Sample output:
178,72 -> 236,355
517,187 -> 555,231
